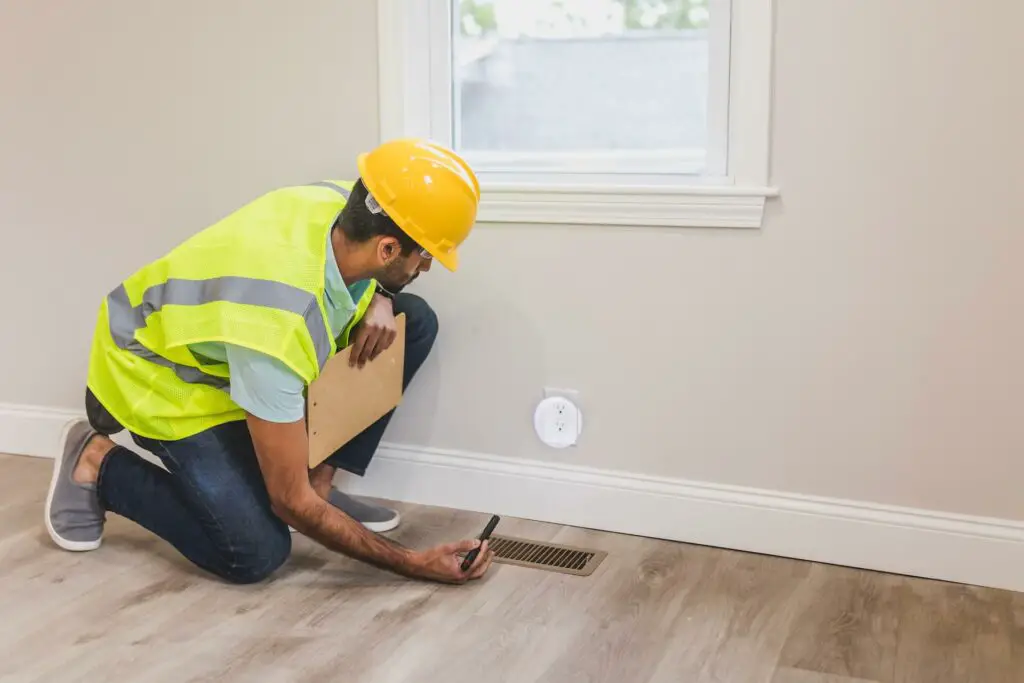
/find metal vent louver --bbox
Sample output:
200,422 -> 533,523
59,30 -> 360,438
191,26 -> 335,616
489,535 -> 607,576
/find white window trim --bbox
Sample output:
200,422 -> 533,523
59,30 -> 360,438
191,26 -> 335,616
376,0 -> 778,229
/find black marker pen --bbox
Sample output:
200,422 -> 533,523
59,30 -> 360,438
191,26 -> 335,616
461,514 -> 500,572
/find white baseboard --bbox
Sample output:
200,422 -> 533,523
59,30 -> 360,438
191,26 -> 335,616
0,403 -> 83,460
5,403 -> 1022,593
346,443 -> 1024,593
0,403 -> 146,460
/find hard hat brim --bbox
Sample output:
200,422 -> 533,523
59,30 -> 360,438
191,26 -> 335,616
433,247 -> 458,272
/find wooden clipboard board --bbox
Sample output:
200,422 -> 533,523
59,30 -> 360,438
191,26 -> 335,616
306,313 -> 405,468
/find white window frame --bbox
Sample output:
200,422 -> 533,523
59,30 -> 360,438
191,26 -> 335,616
377,0 -> 778,229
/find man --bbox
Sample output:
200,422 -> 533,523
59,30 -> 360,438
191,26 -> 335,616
44,139 -> 494,584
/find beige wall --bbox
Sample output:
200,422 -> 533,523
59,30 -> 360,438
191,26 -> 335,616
0,0 -> 377,402
2,1 -> 1022,519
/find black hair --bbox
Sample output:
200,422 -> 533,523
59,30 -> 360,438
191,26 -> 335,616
335,179 -> 420,256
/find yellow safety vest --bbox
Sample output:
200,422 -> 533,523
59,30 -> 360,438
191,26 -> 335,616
86,180 -> 376,441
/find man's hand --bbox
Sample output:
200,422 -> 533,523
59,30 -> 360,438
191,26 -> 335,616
349,293 -> 397,368
411,539 -> 494,584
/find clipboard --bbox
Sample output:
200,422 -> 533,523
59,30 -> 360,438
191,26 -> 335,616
306,313 -> 405,468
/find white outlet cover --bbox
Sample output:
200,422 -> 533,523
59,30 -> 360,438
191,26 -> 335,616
533,396 -> 583,449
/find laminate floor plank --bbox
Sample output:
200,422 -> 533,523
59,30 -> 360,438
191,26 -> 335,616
776,565 -> 903,682
644,550 -> 817,683
773,669 -> 881,683
891,580 -> 1024,683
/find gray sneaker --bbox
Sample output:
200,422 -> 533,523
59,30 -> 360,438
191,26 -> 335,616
328,490 -> 401,532
290,490 -> 402,534
45,420 -> 106,551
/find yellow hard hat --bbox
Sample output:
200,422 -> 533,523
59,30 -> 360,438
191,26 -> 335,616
357,138 -> 480,271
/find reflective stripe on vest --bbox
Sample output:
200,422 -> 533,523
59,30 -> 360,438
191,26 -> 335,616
106,275 -> 335,390
308,181 -> 351,198
108,283 -> 230,391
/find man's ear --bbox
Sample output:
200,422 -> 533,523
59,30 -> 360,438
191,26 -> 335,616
378,236 -> 400,264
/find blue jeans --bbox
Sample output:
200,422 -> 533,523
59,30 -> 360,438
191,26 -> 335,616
94,293 -> 438,584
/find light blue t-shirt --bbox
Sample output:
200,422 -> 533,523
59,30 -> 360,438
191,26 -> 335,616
189,234 -> 371,423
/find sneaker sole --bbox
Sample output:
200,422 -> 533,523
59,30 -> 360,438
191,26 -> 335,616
44,420 -> 102,552
361,512 -> 401,534
288,511 -> 401,534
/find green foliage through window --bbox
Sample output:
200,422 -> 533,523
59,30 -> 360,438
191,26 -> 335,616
458,0 -> 710,37
460,0 -> 497,36
616,0 -> 709,30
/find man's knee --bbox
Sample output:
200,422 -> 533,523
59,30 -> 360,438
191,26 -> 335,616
220,525 -> 292,585
394,293 -> 438,350
85,388 -> 123,436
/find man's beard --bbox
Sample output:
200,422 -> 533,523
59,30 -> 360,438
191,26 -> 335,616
376,261 -> 417,293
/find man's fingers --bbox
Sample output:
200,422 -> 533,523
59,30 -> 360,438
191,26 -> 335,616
349,328 -> 369,367
357,338 -> 374,366
477,551 -> 494,578
368,327 -> 398,362
384,327 -> 398,354
356,329 -> 383,367
468,546 -> 494,579
367,329 -> 389,362
466,540 -> 490,572
443,539 -> 481,555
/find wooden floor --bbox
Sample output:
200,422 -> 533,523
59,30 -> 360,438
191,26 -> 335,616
1,453 -> 1021,683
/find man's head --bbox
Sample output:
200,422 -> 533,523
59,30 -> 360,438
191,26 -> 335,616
334,179 -> 434,292
336,139 -> 480,292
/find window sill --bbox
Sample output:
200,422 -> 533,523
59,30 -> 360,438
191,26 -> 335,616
476,183 -> 779,229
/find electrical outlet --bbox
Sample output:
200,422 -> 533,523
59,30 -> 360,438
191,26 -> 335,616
534,392 -> 583,449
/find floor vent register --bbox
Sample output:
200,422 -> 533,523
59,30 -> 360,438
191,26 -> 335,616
489,535 -> 607,576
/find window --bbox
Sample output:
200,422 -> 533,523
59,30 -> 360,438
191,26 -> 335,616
377,0 -> 776,228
